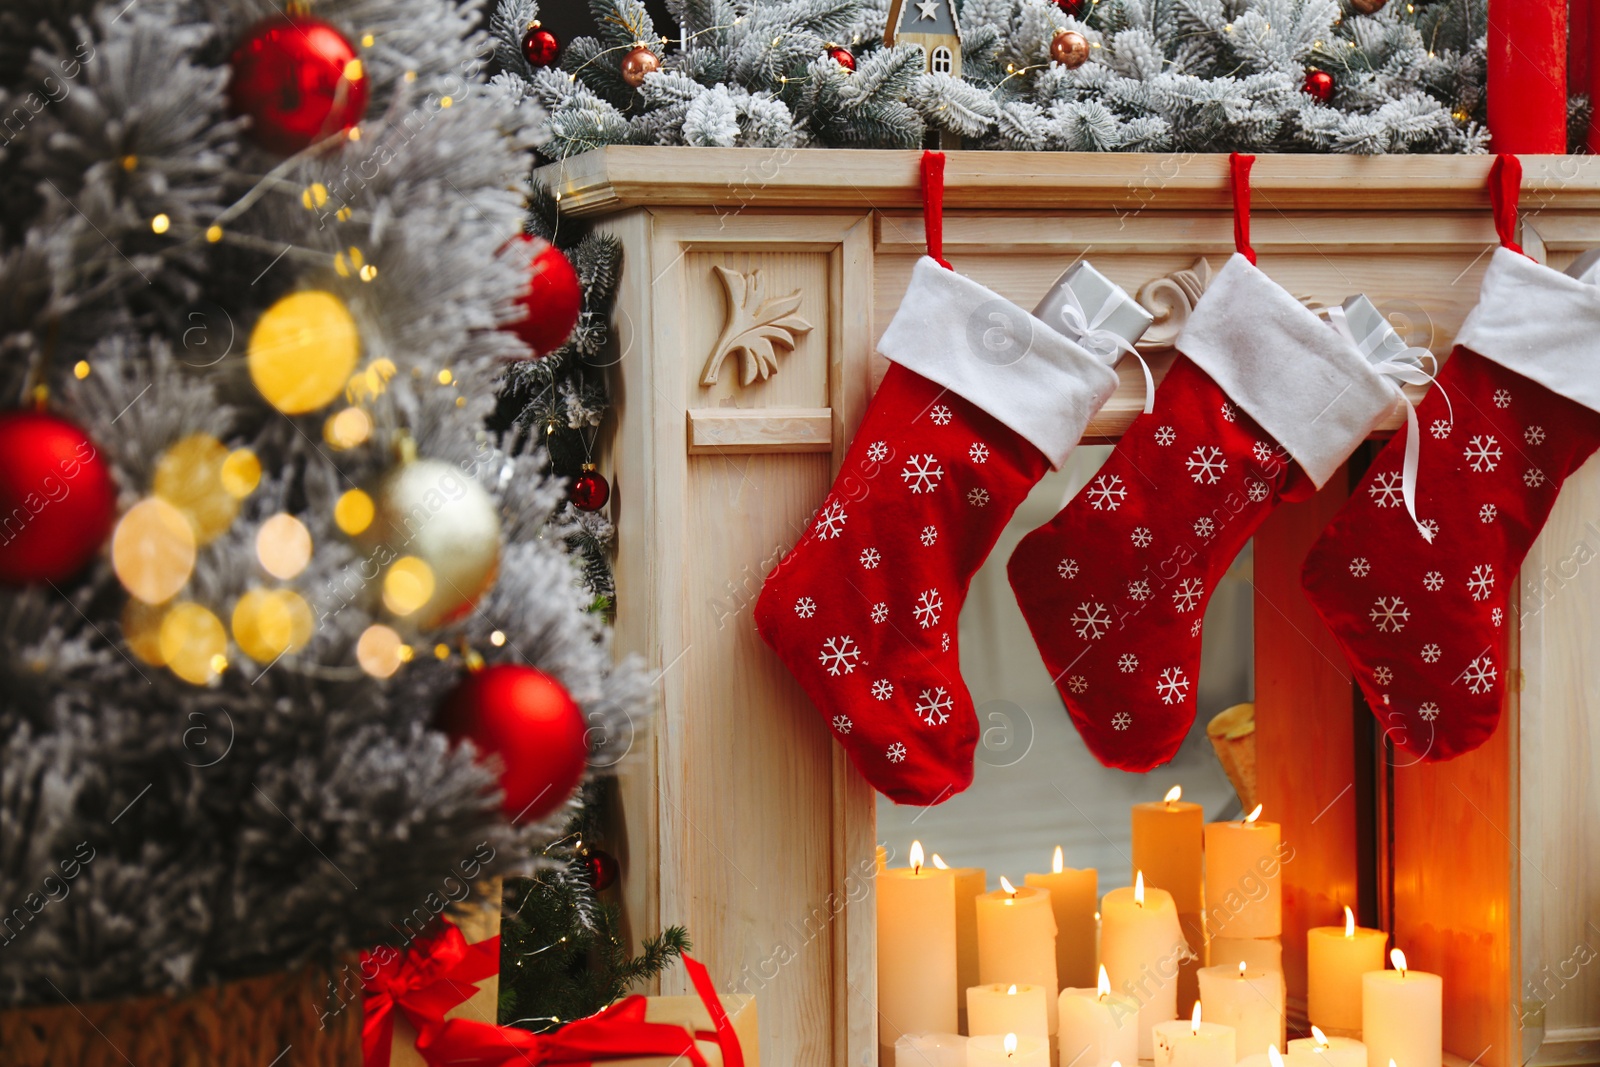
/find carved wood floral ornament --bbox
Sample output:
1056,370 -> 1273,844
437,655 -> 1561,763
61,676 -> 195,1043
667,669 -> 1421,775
700,266 -> 813,387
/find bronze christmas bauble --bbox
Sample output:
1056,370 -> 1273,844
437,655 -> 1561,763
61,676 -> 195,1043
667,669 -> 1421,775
1349,0 -> 1387,12
620,46 -> 660,88
1050,29 -> 1090,69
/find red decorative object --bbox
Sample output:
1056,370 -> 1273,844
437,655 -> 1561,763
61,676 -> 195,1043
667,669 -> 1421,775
1349,0 -> 1387,11
1050,29 -> 1090,68
570,464 -> 610,512
521,23 -> 560,68
228,15 -> 371,155
509,235 -> 582,358
827,46 -> 856,71
619,45 -> 660,88
437,664 -> 587,824
1053,0 -> 1087,16
583,849 -> 620,891
1487,0 -> 1567,152
1302,69 -> 1335,101
0,410 -> 117,585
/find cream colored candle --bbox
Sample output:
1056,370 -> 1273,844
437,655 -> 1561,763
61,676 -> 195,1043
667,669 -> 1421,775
968,1032 -> 1048,1067
1058,967 -> 1139,1067
1239,1047 -> 1322,1067
1133,786 -> 1204,914
1203,805 -> 1282,939
967,983 -> 1048,1038
1100,872 -> 1187,1058
1307,907 -> 1387,1035
1208,936 -> 1282,973
1026,847 -> 1097,989
1152,1004 -> 1236,1067
895,1032 -> 967,1067
934,854 -> 987,1034
878,842 -> 958,1046
1289,1027 -> 1369,1067
976,878 -> 1060,1032
1196,961 -> 1284,1057
1361,949 -> 1442,1067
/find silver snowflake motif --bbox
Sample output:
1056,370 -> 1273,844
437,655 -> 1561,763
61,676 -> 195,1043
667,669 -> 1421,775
859,547 -> 881,570
969,442 -> 990,464
1252,441 -> 1276,465
1492,607 -> 1504,627
1154,426 -> 1176,446
967,488 -> 990,508
815,501 -> 847,539
1430,419 -> 1453,440
919,525 -> 938,547
1221,402 -> 1239,423
1112,711 -> 1132,731
1419,702 -> 1440,722
1193,517 -> 1215,539
1190,618 -> 1203,637
916,687 -> 953,726
871,602 -> 889,624
1462,654 -> 1496,695
1350,557 -> 1371,578
1086,473 -> 1128,511
901,454 -> 945,493
1374,665 -> 1394,686
1246,480 -> 1270,503
1466,563 -> 1495,602
795,597 -> 817,618
930,405 -> 953,426
867,441 -> 889,463
833,714 -> 853,734
1156,666 -> 1190,705
1421,643 -> 1441,663
1480,503 -> 1498,523
1127,579 -> 1152,602
1420,518 -> 1440,540
1492,388 -> 1512,408
1525,425 -> 1545,446
818,635 -> 862,675
871,679 -> 894,701
1463,434 -> 1502,473
1118,653 -> 1139,673
1130,527 -> 1153,548
1369,596 -> 1410,633
1172,577 -> 1204,613
941,632 -> 951,652
1524,467 -> 1547,488
1368,471 -> 1404,508
1067,675 -> 1089,694
913,588 -> 944,629
1186,445 -> 1227,485
1071,601 -> 1112,641
886,742 -> 907,763
1423,570 -> 1445,591
1058,558 -> 1079,580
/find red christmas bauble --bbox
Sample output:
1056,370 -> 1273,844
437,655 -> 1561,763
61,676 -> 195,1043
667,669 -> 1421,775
1053,0 -> 1087,16
1302,69 -> 1335,102
228,15 -> 371,155
522,24 -> 560,67
828,46 -> 856,72
438,664 -> 588,824
0,411 -> 117,585
570,464 -> 610,512
583,849 -> 620,891
509,235 -> 582,358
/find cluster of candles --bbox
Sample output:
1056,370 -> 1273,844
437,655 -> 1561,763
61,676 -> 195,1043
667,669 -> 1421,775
878,788 -> 1444,1067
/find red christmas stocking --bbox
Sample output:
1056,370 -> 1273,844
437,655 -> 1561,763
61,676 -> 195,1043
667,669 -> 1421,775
754,233 -> 1119,803
1301,157 -> 1600,760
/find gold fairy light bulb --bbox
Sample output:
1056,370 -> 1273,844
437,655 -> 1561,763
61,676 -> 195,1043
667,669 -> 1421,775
382,555 -> 436,616
232,588 -> 313,663
154,433 -> 239,544
220,448 -> 262,498
248,291 -> 360,414
335,489 -> 375,535
356,623 -> 405,678
256,514 -> 313,580
323,406 -> 372,450
113,497 -> 197,604
158,602 -> 227,685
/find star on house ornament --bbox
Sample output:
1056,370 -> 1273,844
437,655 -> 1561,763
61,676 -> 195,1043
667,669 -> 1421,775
916,0 -> 939,18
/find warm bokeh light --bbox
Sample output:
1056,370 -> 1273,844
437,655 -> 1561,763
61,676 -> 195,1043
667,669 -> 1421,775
256,513 -> 312,580
335,488 -> 374,535
382,555 -> 436,616
122,598 -> 169,666
323,406 -> 372,449
154,433 -> 238,544
158,602 -> 226,685
220,448 -> 262,498
233,588 -> 313,663
113,497 -> 197,604
249,290 -> 360,414
356,623 -> 404,678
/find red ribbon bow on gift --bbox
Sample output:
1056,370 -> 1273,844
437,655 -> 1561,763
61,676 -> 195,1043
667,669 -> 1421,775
363,920 -> 744,1067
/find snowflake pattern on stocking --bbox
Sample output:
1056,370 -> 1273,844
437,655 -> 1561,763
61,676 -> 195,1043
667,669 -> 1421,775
1463,435 -> 1502,472
818,635 -> 861,675
1131,527 -> 1153,548
1127,579 -> 1151,602
1155,426 -> 1176,446
1466,564 -> 1495,601
1186,445 -> 1227,484
1492,607 -> 1503,627
886,742 -> 907,763
1419,702 -> 1440,722
871,680 -> 893,701
1374,665 -> 1393,686
1369,596 -> 1410,633
1430,419 -> 1453,439
1172,577 -> 1203,613
919,525 -> 938,546
1193,517 -> 1215,538
1071,602 -> 1112,640
815,501 -> 847,539
795,597 -> 816,618
1350,557 -> 1371,577
916,687 -> 953,726
1118,653 -> 1139,673
1524,468 -> 1546,488
1156,666 -> 1190,705
1525,425 -> 1545,445
969,442 -> 989,463
901,454 -> 944,493
913,589 -> 943,629
867,441 -> 888,463
1112,711 -> 1132,730
1221,402 -> 1238,423
1058,559 -> 1079,579
832,714 -> 853,734
1462,654 -> 1496,694
1368,472 -> 1404,508
1492,388 -> 1512,408
967,488 -> 990,507
1247,480 -> 1270,503
1087,474 -> 1128,510
859,547 -> 880,569
1067,675 -> 1088,694
1421,643 -> 1441,663
870,602 -> 888,624
930,405 -> 953,426
1480,503 -> 1498,523
1423,571 -> 1445,591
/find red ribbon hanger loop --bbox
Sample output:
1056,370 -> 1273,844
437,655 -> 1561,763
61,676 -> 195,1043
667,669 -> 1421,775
1488,154 -> 1526,257
1230,152 -> 1257,265
921,150 -> 953,271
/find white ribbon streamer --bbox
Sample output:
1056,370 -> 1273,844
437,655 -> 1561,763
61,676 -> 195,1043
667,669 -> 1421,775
1052,282 -> 1155,414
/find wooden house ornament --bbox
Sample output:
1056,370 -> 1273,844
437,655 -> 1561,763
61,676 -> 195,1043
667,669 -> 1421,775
885,0 -> 962,78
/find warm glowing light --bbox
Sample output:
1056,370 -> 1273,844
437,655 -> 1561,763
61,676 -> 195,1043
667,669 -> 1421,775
1238,960 -> 1247,977
909,840 -> 924,873
356,624 -> 405,678
1004,1034 -> 1017,1056
434,643 -> 450,660
1391,947 -> 1407,977
1191,1000 -> 1202,1033
151,213 -> 170,234
1052,845 -> 1064,874
931,854 -> 949,869
301,183 -> 329,209
155,433 -> 238,544
489,630 -> 506,647
220,449 -> 261,498
1344,906 -> 1356,937
343,59 -> 364,82
73,360 -> 91,379
335,488 -> 375,535
1164,784 -> 1182,804
257,513 -> 312,580
1007,984 -> 1017,995
1244,803 -> 1264,823
233,588 -> 312,663
1269,1048 -> 1285,1067
205,224 -> 223,243
1000,876 -> 1017,898
437,368 -> 454,385
1311,1026 -> 1330,1049
122,599 -> 169,666
1097,965 -> 1111,1000
1134,870 -> 1145,906
325,406 -> 372,450
113,497 -> 197,604
249,290 -> 360,415
159,602 -> 226,685
383,555 -> 436,616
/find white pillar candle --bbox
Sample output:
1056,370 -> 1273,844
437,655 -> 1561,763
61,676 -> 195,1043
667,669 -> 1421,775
967,983 -> 1048,1038
976,878 -> 1060,1032
1239,1049 -> 1322,1067
878,842 -> 959,1047
1361,949 -> 1442,1067
1025,847 -> 1097,990
895,1032 -> 968,1067
1307,908 -> 1387,1035
1152,1004 -> 1236,1067
1208,936 -> 1282,973
1133,786 -> 1205,914
933,854 -> 987,1035
1196,962 -> 1284,1057
1289,1028 -> 1369,1067
968,1033 -> 1048,1067
1058,966 -> 1139,1067
1100,873 -> 1187,1058
1203,805 -> 1282,939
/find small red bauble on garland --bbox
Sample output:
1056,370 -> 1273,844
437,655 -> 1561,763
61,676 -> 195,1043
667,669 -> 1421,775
438,664 -> 589,824
228,15 -> 371,155
509,234 -> 582,358
1349,0 -> 1387,12
619,45 -> 660,88
569,464 -> 610,512
1302,69 -> 1335,101
827,45 -> 856,72
1053,0 -> 1088,16
582,848 -> 620,891
521,23 -> 560,67
1050,29 -> 1091,68
0,410 -> 117,585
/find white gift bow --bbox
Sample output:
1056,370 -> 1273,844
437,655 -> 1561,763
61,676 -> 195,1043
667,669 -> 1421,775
1052,282 -> 1155,414
1324,305 -> 1454,544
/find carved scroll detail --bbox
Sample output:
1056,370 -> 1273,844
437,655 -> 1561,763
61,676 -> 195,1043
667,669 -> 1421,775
1135,257 -> 1214,351
700,266 -> 814,387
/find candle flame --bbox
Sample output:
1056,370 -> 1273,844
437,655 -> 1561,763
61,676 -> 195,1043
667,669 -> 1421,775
1007,984 -> 1018,995
1052,845 -> 1064,874
932,853 -> 950,870
1000,875 -> 1017,898
1190,1001 -> 1202,1033
909,840 -> 924,874
1269,1047 -> 1284,1067
1004,1033 -> 1018,1056
1134,870 -> 1145,906
1244,803 -> 1264,824
1238,960 -> 1247,977
1344,906 -> 1356,937
1311,1026 -> 1330,1049
1097,965 -> 1111,999
1164,785 -> 1182,804
1391,947 -> 1407,977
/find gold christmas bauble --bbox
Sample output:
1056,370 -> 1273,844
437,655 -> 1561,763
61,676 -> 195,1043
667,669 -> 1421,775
1050,29 -> 1090,69
1349,0 -> 1387,12
620,46 -> 660,88
362,459 -> 500,629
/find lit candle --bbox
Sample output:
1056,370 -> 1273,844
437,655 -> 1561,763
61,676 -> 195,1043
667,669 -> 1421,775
968,1032 -> 1049,1067
933,853 -> 987,1034
976,877 -> 1060,1032
1025,846 -> 1097,989
878,841 -> 958,1047
1152,1003 -> 1236,1067
1307,907 -> 1387,1035
1361,948 -> 1442,1067
1288,1026 -> 1369,1067
1196,960 -> 1284,1057
967,983 -> 1048,1039
1133,786 -> 1204,914
1204,804 -> 1282,939
1238,1044 -> 1323,1067
1101,871 -> 1188,1058
1208,936 -> 1282,973
895,1031 -> 968,1067
1058,966 -> 1139,1067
